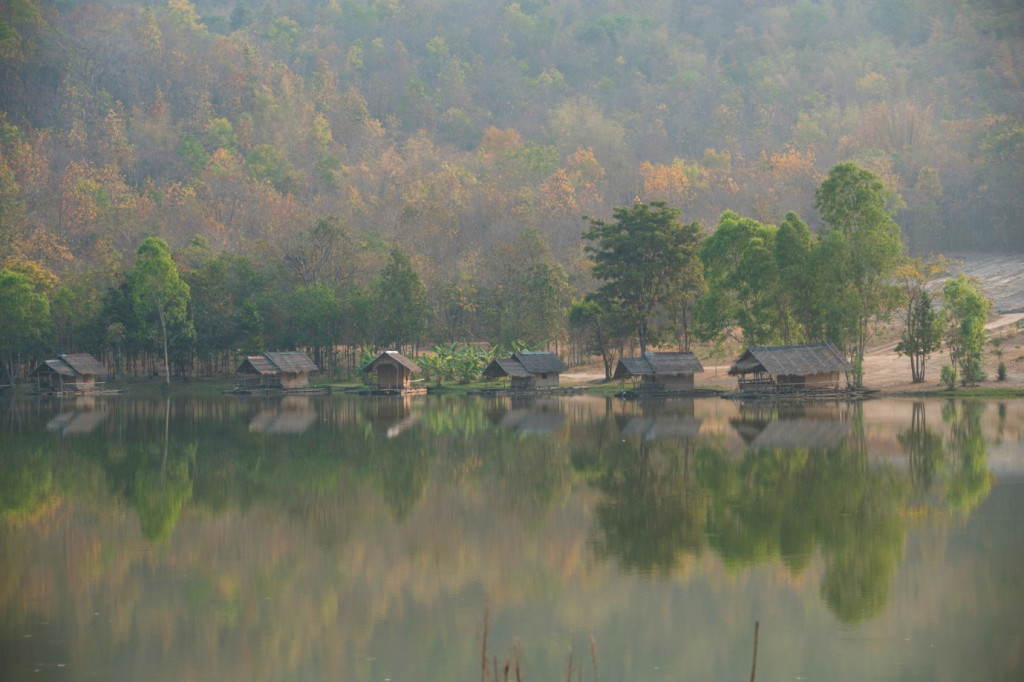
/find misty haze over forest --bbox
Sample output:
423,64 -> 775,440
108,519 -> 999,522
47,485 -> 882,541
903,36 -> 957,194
1,0 -> 1022,375
3,0 -> 1022,259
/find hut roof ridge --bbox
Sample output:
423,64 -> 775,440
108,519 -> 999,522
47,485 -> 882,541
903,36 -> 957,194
512,351 -> 568,374
362,350 -> 421,373
30,352 -> 107,378
729,343 -> 852,376
614,350 -> 703,379
265,351 -> 319,373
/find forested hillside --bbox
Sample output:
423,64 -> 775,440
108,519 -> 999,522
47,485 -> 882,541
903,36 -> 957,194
1,0 -> 1022,376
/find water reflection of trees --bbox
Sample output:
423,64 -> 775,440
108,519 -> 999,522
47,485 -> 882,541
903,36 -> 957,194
572,399 -> 710,573
579,399 -> 992,624
898,400 -> 993,515
0,395 -> 996,631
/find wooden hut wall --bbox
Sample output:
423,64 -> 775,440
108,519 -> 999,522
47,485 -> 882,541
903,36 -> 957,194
510,375 -> 536,391
74,375 -> 96,391
374,363 -> 409,389
533,372 -> 560,389
656,374 -> 695,390
279,372 -> 309,389
778,371 -> 840,388
43,372 -> 95,392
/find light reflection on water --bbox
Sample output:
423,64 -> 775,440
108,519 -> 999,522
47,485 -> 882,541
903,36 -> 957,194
0,394 -> 1022,681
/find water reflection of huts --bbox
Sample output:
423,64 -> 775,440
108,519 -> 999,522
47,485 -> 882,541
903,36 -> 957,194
477,395 -> 568,434
363,395 -> 422,438
248,396 -> 318,434
730,402 -> 851,449
46,397 -> 109,434
617,398 -> 703,440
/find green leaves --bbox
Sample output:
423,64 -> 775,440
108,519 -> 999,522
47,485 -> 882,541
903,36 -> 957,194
583,201 -> 703,352
370,249 -> 430,351
942,273 -> 992,386
419,342 -> 489,385
130,237 -> 192,383
814,163 -> 904,384
0,267 -> 50,383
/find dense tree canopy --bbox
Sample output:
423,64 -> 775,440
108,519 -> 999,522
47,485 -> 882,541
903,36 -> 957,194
815,163 -> 904,385
583,201 -> 703,353
0,268 -> 50,384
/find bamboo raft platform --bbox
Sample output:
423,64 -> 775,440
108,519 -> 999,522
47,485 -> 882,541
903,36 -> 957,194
354,386 -> 428,396
224,385 -> 332,396
468,385 -> 587,396
615,387 -> 724,400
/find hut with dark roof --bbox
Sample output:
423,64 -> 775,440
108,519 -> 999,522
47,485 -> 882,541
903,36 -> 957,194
30,353 -> 109,393
728,343 -> 853,393
361,350 -> 424,394
482,351 -> 568,391
614,351 -> 704,394
235,351 -> 320,391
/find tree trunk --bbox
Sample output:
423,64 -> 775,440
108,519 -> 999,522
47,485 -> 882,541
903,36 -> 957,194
158,305 -> 170,386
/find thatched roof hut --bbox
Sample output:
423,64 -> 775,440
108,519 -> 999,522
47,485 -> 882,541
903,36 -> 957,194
30,353 -> 108,393
361,350 -> 423,392
236,351 -> 319,390
728,343 -> 852,393
614,351 -> 704,392
482,351 -> 568,391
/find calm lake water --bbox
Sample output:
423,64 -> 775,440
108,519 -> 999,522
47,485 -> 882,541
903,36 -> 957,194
1,393 -> 1022,681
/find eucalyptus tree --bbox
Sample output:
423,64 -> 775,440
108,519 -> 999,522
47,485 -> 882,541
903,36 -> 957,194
815,163 -> 904,385
583,201 -> 703,353
130,237 -> 193,385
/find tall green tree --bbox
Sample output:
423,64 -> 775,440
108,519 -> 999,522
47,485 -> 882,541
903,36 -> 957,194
0,268 -> 51,385
130,237 -> 192,385
941,273 -> 991,387
182,247 -> 267,373
583,201 -> 703,353
774,212 -> 818,342
695,211 -> 792,346
815,163 -> 904,385
372,248 -> 430,351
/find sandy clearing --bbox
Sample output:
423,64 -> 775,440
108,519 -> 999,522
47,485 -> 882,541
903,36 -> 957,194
562,313 -> 1024,393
